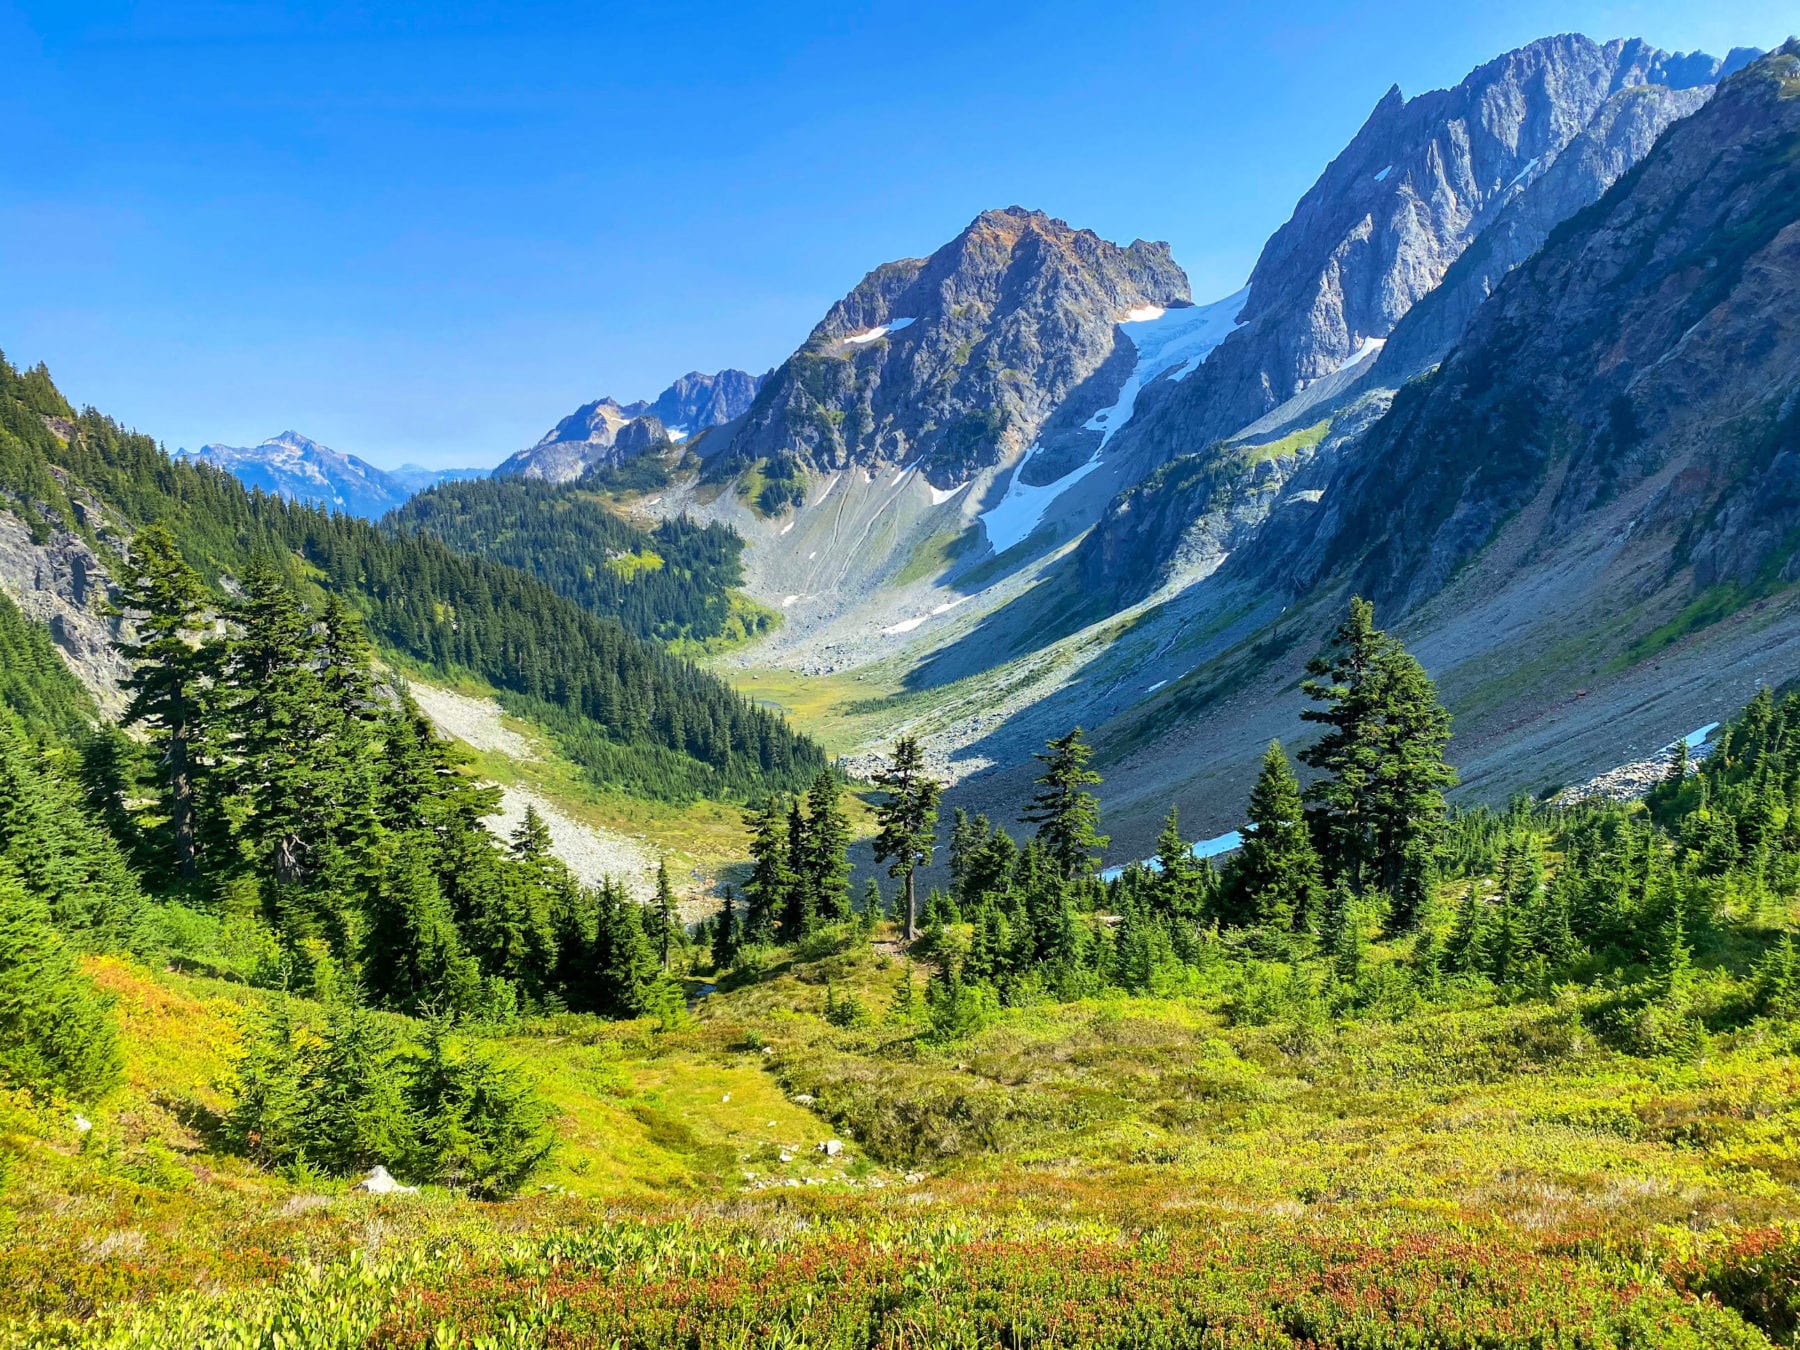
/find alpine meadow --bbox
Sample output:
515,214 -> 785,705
7,9 -> 1800,1349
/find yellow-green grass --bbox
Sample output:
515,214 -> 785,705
1236,417 -> 1331,467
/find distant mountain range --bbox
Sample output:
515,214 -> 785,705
181,432 -> 488,519
497,368 -> 766,482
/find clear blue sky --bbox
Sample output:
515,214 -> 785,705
1,1 -> 1789,468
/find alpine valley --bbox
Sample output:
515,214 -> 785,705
8,26 -> 1800,1350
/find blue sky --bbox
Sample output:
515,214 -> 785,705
1,1 -> 1790,469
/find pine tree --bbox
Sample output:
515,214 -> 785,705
1021,727 -> 1109,881
0,862 -> 120,1099
654,859 -> 678,969
1151,805 -> 1204,928
1656,906 -> 1692,1001
741,796 -> 790,945
358,832 -> 480,1015
1230,740 -> 1322,931
112,526 -> 211,881
405,1018 -> 555,1198
872,737 -> 942,942
1300,598 -> 1455,894
1443,885 -> 1489,976
801,770 -> 852,925
781,797 -> 814,934
712,888 -> 739,969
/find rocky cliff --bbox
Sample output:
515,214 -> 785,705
1101,36 -> 1750,479
721,207 -> 1190,487
499,368 -> 762,483
1265,41 -> 1800,611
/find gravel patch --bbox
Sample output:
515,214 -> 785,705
408,680 -> 659,902
405,682 -> 539,760
486,784 -> 659,902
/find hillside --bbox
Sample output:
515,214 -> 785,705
390,474 -> 771,646
9,663 -> 1800,1346
0,355 -> 823,805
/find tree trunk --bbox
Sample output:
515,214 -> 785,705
170,716 -> 196,881
903,867 -> 917,943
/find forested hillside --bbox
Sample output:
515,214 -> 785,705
391,475 -> 772,645
0,354 -> 822,803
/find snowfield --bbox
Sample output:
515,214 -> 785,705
978,286 -> 1251,553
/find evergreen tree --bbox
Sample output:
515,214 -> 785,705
1151,805 -> 1204,929
1229,740 -> 1322,931
406,1018 -> 555,1198
1021,727 -> 1109,881
1443,885 -> 1489,976
872,737 -> 942,942
654,859 -> 678,969
712,888 -> 739,969
358,832 -> 480,1015
112,526 -> 211,881
0,862 -> 120,1099
801,769 -> 853,926
741,796 -> 790,944
1300,598 -> 1455,894
781,797 -> 814,934
1656,906 -> 1693,1001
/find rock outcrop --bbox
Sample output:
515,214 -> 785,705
499,369 -> 763,483
722,207 -> 1190,487
1103,36 -> 1752,479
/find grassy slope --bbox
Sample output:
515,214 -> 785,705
8,925 -> 1800,1345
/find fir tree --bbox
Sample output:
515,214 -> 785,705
1300,598 -> 1455,895
741,796 -> 790,944
801,769 -> 852,926
1021,727 -> 1108,881
712,888 -> 739,969
358,832 -> 480,1015
0,862 -> 120,1099
654,859 -> 678,969
405,1018 -> 555,1198
112,526 -> 211,881
872,737 -> 942,942
1230,740 -> 1322,931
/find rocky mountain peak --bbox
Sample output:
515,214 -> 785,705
1097,32 -> 1747,486
725,206 -> 1190,485
498,368 -> 763,483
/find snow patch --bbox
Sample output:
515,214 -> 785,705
977,289 -> 1250,555
779,520 -> 795,535
1144,679 -> 1168,693
843,317 -> 914,347
1123,304 -> 1165,322
666,427 -> 689,441
1683,723 -> 1720,749
808,550 -> 817,560
930,597 -> 967,616
782,595 -> 799,608
929,480 -> 970,506
1506,156 -> 1541,191
814,473 -> 840,504
1333,336 -> 1386,374
882,615 -> 928,636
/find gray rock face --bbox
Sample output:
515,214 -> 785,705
1375,81 -> 1711,376
1264,42 -> 1800,610
723,207 -> 1190,486
0,507 -> 132,717
1105,35 -> 1746,477
499,368 -> 761,483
